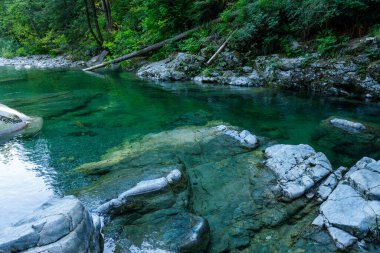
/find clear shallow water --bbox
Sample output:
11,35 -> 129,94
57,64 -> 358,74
0,66 -> 380,230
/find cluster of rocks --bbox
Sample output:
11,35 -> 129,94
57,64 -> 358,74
137,36 -> 380,100
0,55 -> 85,69
264,144 -> 332,200
313,158 -> 380,249
263,139 -> 380,250
0,196 -> 103,253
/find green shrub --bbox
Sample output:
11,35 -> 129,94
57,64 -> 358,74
316,32 -> 338,54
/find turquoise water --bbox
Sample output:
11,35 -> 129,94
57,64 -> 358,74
0,66 -> 380,231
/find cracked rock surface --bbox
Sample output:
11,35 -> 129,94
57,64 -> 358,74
0,196 -> 102,253
264,144 -> 332,199
314,157 -> 380,250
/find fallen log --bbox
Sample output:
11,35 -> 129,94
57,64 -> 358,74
83,19 -> 219,72
206,34 -> 232,65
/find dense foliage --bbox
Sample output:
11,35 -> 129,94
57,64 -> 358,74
0,0 -> 379,59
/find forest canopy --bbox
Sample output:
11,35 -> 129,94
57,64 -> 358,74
0,0 -> 379,59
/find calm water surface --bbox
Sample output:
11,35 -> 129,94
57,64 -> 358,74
0,67 -> 379,229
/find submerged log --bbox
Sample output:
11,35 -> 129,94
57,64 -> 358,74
83,19 -> 219,72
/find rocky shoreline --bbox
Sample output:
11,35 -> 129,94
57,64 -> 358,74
136,36 -> 380,101
0,55 -> 86,69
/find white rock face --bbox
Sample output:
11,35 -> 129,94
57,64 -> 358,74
97,169 -> 183,215
0,196 -> 102,253
264,144 -> 332,199
314,157 -> 380,250
215,125 -> 259,148
330,118 -> 366,133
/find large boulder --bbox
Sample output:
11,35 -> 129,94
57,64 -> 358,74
313,157 -> 380,250
137,53 -> 205,81
0,196 -> 103,253
264,144 -> 332,199
0,103 -> 42,138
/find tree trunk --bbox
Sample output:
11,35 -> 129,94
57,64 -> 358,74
101,0 -> 112,31
83,19 -> 220,71
89,0 -> 103,44
83,0 -> 102,47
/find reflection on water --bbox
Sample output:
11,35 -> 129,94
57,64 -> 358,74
0,139 -> 55,229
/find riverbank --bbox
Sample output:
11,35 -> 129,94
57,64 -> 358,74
135,36 -> 380,101
0,55 -> 86,69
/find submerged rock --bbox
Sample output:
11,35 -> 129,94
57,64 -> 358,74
312,117 -> 380,163
264,144 -> 332,199
0,103 -> 42,138
0,196 -> 103,253
137,53 -> 205,81
216,125 -> 259,148
314,157 -> 380,250
330,118 -> 366,133
97,169 -> 183,215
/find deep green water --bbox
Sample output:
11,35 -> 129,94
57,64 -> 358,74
0,66 -> 380,235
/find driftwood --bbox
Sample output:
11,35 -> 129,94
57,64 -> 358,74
83,19 -> 219,72
206,34 -> 232,65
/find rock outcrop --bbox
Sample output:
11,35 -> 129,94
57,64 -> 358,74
0,103 -> 42,138
313,157 -> 380,250
264,144 -> 332,199
0,196 -> 103,253
137,53 -> 205,81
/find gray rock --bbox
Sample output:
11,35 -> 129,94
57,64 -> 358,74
137,53 -> 205,81
0,103 -> 42,138
87,50 -> 108,66
264,144 -> 332,199
314,157 -> 380,249
216,125 -> 259,148
330,118 -> 366,133
0,196 -> 102,253
327,226 -> 358,249
242,66 -> 253,73
215,51 -> 241,70
317,166 -> 348,201
347,160 -> 380,200
97,169 -> 183,215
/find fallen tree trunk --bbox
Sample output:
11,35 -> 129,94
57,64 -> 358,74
83,19 -> 219,71
206,34 -> 232,65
